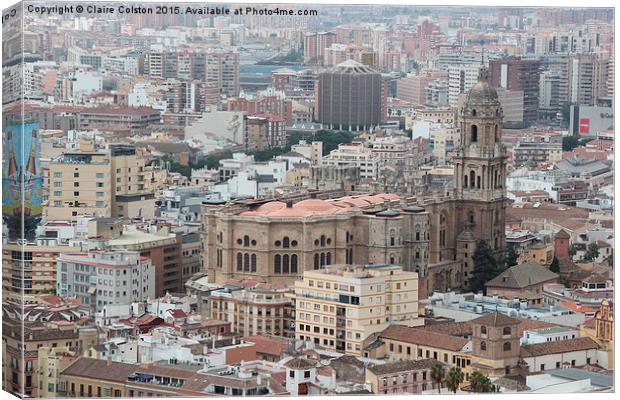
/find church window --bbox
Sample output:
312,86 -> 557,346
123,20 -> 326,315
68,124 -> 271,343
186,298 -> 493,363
472,109 -> 477,117
291,255 -> 298,273
314,254 -> 319,269
283,255 -> 289,273
320,253 -> 326,266
464,175 -> 468,188
275,255 -> 281,273
471,125 -> 478,142
244,253 -> 249,272
476,175 -> 481,189
243,235 -> 250,247
251,254 -> 257,272
481,326 -> 487,335
469,171 -> 476,188
494,125 -> 499,141
468,212 -> 475,225
503,342 -> 511,352
480,341 -> 487,351
326,252 -> 331,265
503,327 -> 511,335
237,253 -> 242,271
320,235 -> 326,247
283,237 -> 290,248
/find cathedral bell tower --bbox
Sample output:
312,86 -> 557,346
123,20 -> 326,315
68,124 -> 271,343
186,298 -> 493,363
454,64 -> 508,287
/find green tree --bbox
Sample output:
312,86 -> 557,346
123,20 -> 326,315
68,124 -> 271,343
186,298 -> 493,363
559,275 -> 571,288
469,371 -> 494,393
562,135 -> 580,151
584,242 -> 600,261
549,256 -> 560,273
445,367 -> 465,394
470,240 -> 503,293
505,244 -> 519,268
568,244 -> 577,258
430,362 -> 445,394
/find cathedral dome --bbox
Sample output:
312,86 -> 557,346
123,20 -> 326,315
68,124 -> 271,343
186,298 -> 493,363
464,65 -> 499,107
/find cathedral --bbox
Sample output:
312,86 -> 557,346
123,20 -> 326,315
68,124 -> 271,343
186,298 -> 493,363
202,64 -> 508,297
424,64 -> 508,292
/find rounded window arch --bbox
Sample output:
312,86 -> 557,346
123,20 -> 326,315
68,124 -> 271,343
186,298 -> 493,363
236,253 -> 243,271
480,341 -> 487,351
471,125 -> 478,142
326,252 -> 331,265
503,342 -> 512,352
469,170 -> 476,188
251,254 -> 257,272
503,326 -> 512,336
320,252 -> 326,266
274,255 -> 281,274
471,109 -> 477,117
282,254 -> 290,273
320,235 -> 326,247
283,236 -> 290,248
244,253 -> 250,272
494,125 -> 499,141
243,235 -> 250,247
314,254 -> 320,269
291,255 -> 298,274
468,211 -> 475,225
481,326 -> 487,335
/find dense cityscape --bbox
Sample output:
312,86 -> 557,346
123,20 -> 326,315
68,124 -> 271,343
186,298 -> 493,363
1,2 -> 615,397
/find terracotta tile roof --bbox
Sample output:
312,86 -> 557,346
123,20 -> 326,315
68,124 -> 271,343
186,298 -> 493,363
243,335 -> 290,357
485,262 -> 558,289
421,321 -> 472,337
555,229 -> 571,239
520,337 -> 600,357
471,312 -> 521,327
379,325 -> 468,352
285,357 -> 317,369
61,358 -> 138,382
367,359 -> 437,376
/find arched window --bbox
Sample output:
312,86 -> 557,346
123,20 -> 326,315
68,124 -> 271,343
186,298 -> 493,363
283,254 -> 290,273
481,326 -> 487,335
320,235 -> 326,247
291,255 -> 298,274
494,125 -> 499,141
476,175 -> 481,189
283,237 -> 290,248
469,211 -> 475,224
243,235 -> 250,247
390,256 -> 395,264
348,249 -> 353,264
326,252 -> 331,265
274,255 -> 281,274
503,342 -> 511,352
471,125 -> 478,142
390,229 -> 395,246
472,109 -> 477,117
346,231 -> 350,243
237,253 -> 243,271
320,252 -> 326,266
251,254 -> 257,272
244,253 -> 250,272
480,341 -> 487,351
503,327 -> 511,336
314,254 -> 320,269
469,171 -> 476,188
464,175 -> 468,188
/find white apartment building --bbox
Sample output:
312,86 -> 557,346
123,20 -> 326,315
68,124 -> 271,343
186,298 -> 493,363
447,64 -> 480,107
292,264 -> 422,356
57,250 -> 155,312
321,142 -> 378,179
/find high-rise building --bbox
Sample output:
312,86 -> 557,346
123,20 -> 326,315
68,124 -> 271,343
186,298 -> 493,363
303,32 -> 336,64
292,264 -> 423,355
56,250 -> 155,313
447,64 -> 480,107
45,142 -> 155,222
569,53 -> 610,106
316,60 -> 384,131
396,73 -> 435,106
489,58 -> 541,127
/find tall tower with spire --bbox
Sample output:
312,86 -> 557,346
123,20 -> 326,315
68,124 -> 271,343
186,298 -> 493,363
453,64 -> 508,288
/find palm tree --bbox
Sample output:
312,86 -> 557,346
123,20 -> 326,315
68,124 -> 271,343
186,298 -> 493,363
445,367 -> 465,393
469,371 -> 494,393
430,362 -> 445,394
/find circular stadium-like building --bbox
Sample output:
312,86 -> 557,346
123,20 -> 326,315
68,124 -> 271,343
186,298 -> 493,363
316,60 -> 383,131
